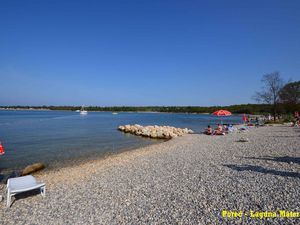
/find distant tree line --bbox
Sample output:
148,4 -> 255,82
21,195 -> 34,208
0,104 -> 279,115
1,74 -> 298,117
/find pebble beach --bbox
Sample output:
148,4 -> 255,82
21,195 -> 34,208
0,125 -> 299,224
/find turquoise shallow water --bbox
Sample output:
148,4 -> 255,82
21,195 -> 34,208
0,110 -> 242,172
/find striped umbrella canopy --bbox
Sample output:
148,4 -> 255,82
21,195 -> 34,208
212,109 -> 232,116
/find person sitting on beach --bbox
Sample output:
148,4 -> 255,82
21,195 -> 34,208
295,118 -> 300,127
213,124 -> 225,135
223,125 -> 228,132
247,116 -> 251,125
255,117 -> 259,126
204,125 -> 213,135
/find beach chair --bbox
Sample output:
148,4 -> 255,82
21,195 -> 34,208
6,175 -> 45,207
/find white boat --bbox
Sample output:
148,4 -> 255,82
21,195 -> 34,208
80,106 -> 88,115
112,112 -> 118,115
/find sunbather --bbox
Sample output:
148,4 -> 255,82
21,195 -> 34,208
204,125 -> 213,135
213,124 -> 225,135
223,125 -> 228,132
294,118 -> 300,127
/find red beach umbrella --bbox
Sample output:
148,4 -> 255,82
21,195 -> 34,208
212,109 -> 232,116
0,142 -> 5,155
212,109 -> 232,125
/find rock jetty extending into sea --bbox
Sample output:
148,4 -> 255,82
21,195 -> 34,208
118,124 -> 194,139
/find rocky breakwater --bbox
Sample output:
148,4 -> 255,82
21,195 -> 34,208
118,124 -> 194,139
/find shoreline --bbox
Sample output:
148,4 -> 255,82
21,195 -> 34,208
0,108 -> 249,116
0,136 -> 167,180
39,137 -> 168,177
35,134 -> 176,186
0,111 -> 244,179
1,125 -> 299,224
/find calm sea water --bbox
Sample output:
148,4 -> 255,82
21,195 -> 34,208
0,110 -> 242,172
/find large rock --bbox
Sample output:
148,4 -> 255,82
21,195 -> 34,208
21,162 -> 45,176
124,125 -> 131,132
117,124 -> 193,139
188,129 -> 194,134
118,125 -> 125,131
156,130 -> 164,138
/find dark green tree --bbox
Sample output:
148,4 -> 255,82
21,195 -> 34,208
279,80 -> 300,113
280,81 -> 300,104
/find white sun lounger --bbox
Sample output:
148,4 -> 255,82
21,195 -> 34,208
6,175 -> 45,207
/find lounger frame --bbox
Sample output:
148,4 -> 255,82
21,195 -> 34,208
6,175 -> 45,207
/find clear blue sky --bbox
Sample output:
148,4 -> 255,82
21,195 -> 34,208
0,0 -> 299,106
